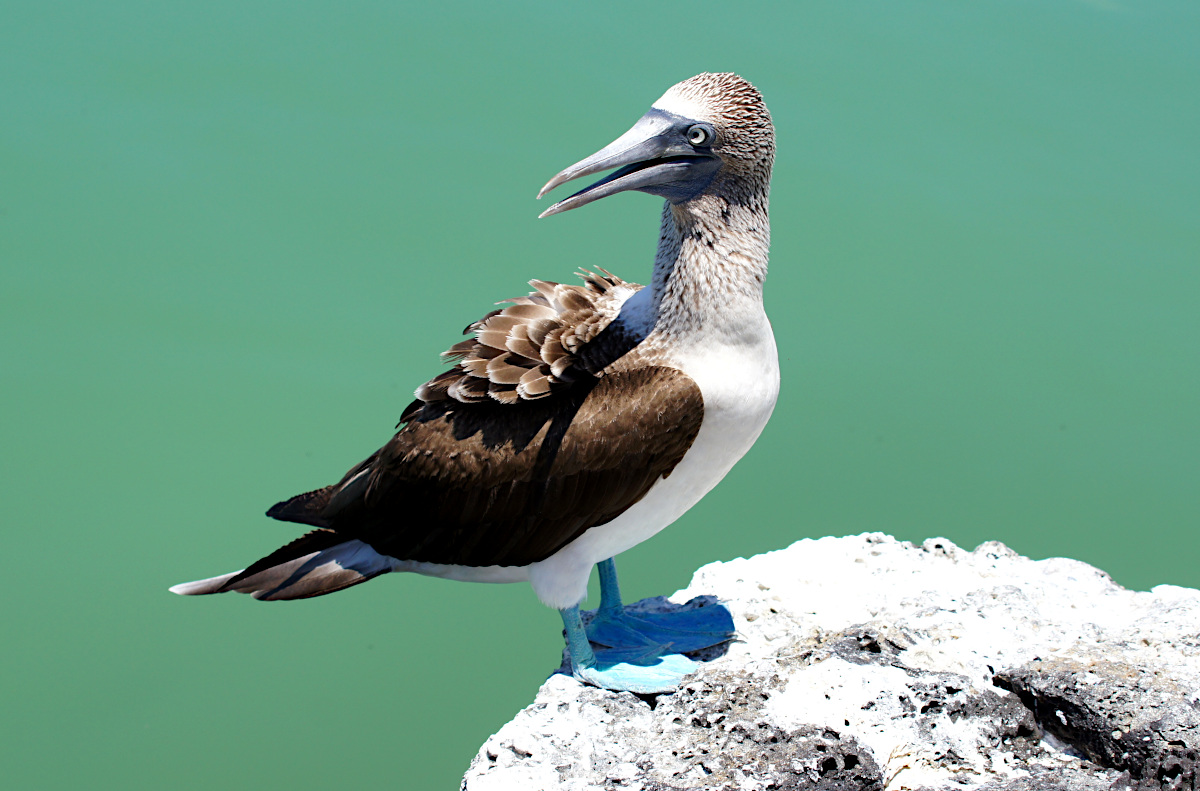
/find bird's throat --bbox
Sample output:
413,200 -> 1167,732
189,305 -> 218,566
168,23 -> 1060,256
646,197 -> 771,339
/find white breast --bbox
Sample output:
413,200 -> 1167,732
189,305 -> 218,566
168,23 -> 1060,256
526,311 -> 780,609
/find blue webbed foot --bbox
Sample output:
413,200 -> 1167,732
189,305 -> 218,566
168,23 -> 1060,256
585,602 -> 735,653
554,559 -> 735,694
587,557 -> 735,653
572,650 -> 699,694
560,605 -> 704,693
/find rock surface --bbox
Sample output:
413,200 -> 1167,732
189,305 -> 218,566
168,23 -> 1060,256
461,534 -> 1200,790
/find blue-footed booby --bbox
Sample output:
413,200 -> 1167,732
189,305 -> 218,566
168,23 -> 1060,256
171,72 -> 778,693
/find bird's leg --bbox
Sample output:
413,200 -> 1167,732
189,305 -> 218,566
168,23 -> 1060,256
585,557 -> 737,654
596,557 -> 625,618
588,558 -> 662,647
559,604 -> 698,694
560,604 -> 598,670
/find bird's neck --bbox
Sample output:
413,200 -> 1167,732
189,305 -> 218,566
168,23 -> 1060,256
644,194 -> 771,340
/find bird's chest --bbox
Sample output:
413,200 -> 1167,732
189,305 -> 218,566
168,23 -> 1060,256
612,317 -> 779,519
524,316 -> 778,607
671,326 -> 780,473
559,327 -> 778,564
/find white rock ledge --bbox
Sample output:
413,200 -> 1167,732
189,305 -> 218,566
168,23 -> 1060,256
461,534 -> 1200,791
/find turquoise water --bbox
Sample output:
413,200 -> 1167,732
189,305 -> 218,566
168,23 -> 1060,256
2,2 -> 1197,788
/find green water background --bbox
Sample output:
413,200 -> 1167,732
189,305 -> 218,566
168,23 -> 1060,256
2,1 -> 1197,788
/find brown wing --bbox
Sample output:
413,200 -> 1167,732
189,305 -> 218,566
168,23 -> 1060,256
416,270 -> 641,405
268,365 -> 703,568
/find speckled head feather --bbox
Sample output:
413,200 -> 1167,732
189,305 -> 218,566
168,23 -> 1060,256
653,72 -> 775,185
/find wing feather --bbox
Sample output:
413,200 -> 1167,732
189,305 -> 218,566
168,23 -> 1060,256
257,270 -> 697,573
268,366 -> 703,569
416,270 -> 639,405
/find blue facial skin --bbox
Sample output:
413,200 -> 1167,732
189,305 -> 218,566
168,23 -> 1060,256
628,108 -> 723,204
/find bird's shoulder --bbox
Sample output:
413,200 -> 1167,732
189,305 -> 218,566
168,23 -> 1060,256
411,269 -> 644,410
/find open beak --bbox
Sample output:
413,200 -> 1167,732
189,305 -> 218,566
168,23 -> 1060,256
537,108 -> 720,218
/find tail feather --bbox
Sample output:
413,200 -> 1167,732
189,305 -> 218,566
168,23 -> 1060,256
169,571 -> 242,596
169,538 -> 395,601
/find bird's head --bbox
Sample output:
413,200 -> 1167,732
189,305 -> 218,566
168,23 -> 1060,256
537,73 -> 774,218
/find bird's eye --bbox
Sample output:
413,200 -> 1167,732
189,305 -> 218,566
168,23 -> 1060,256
686,125 -> 712,146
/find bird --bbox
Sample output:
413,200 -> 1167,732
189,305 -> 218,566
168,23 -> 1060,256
170,72 -> 778,694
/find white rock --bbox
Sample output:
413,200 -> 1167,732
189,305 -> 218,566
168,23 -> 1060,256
462,534 -> 1200,790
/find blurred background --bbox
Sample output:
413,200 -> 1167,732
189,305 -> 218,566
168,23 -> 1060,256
2,1 -> 1196,788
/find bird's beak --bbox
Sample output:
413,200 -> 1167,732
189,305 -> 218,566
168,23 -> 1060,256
537,108 -> 720,218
